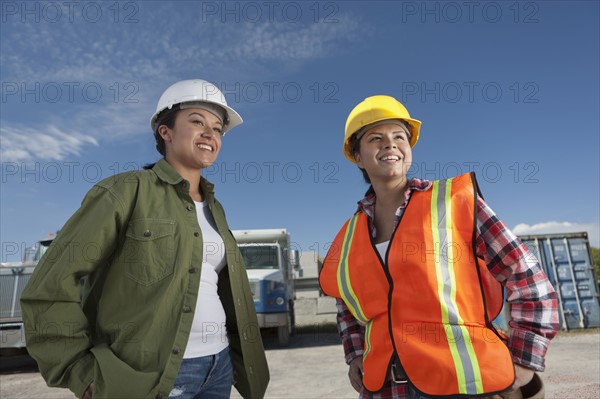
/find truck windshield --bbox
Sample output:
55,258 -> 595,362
240,246 -> 279,270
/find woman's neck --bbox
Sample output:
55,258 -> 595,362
369,177 -> 410,243
371,177 -> 409,210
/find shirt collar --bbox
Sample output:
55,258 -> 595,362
200,177 -> 215,202
153,159 -> 184,185
357,177 -> 432,219
152,159 -> 215,199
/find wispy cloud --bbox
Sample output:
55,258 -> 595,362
513,221 -> 600,248
0,4 -> 369,162
0,125 -> 98,162
1,5 -> 366,81
225,20 -> 364,61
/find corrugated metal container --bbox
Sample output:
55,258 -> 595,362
0,264 -> 36,349
520,232 -> 600,330
0,264 -> 35,320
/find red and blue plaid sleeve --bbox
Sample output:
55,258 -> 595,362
336,298 -> 365,365
475,196 -> 559,371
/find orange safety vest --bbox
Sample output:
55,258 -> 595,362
320,173 -> 514,397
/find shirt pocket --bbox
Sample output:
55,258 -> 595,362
120,218 -> 176,286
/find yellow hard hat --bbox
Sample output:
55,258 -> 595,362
343,95 -> 421,163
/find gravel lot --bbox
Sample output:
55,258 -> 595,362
1,322 -> 598,398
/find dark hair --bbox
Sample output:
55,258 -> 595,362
152,105 -> 181,156
144,105 -> 181,170
350,122 -> 413,185
350,134 -> 371,184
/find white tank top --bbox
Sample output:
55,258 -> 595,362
375,240 -> 390,260
183,201 -> 229,358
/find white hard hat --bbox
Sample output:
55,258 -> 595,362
150,79 -> 243,135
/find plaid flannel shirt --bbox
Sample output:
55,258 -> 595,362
336,177 -> 559,399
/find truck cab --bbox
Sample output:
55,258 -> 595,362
232,229 -> 299,345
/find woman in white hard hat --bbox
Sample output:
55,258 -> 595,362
21,80 -> 269,399
319,95 -> 558,399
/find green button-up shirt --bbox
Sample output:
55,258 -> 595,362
21,159 -> 269,399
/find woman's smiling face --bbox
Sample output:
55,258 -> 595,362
354,122 -> 412,183
159,108 -> 224,172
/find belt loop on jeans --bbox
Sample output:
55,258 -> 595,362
391,358 -> 408,384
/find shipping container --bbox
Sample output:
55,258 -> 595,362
0,264 -> 36,349
520,232 -> 600,330
1,237 -> 52,351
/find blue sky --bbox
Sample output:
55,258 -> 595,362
1,0 -> 599,262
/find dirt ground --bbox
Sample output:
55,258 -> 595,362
1,327 -> 598,399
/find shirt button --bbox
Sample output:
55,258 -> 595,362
237,299 -> 241,306
143,230 -> 151,237
186,205 -> 194,211
182,306 -> 192,313
172,347 -> 180,355
194,232 -> 200,237
249,366 -> 254,375
189,267 -> 198,274
243,333 -> 248,341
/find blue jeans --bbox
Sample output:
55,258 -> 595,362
169,347 -> 233,399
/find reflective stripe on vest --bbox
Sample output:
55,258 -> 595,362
431,178 -> 483,395
319,173 -> 513,396
320,211 -> 394,391
336,213 -> 369,325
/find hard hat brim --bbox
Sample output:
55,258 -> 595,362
150,100 -> 243,135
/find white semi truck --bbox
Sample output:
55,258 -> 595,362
232,229 -> 299,346
1,229 -> 300,351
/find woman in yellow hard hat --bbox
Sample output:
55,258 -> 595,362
21,80 -> 269,399
319,95 -> 558,399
